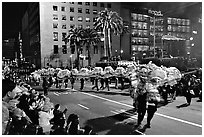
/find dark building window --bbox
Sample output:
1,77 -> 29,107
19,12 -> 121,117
107,3 -> 111,8
70,7 -> 74,12
53,6 -> 58,11
54,45 -> 58,54
53,23 -> 58,28
62,24 -> 67,29
78,8 -> 82,13
70,16 -> 74,21
86,9 -> 90,14
62,15 -> 66,20
62,45 -> 67,54
69,2 -> 74,4
62,32 -> 66,41
78,2 -> 82,5
85,2 -> 90,6
100,3 -> 104,7
70,24 -> 75,28
61,6 -> 65,11
53,14 -> 58,20
53,32 -> 58,41
93,2 -> 97,6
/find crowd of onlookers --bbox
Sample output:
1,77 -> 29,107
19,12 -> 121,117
2,73 -> 96,135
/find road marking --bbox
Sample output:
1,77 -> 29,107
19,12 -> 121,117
111,110 -> 135,121
81,92 -> 202,128
78,104 -> 89,110
155,113 -> 202,128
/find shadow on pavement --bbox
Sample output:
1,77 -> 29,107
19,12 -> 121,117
176,103 -> 189,108
81,89 -> 130,96
84,108 -> 143,135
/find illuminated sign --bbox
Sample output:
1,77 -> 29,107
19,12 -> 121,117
148,9 -> 163,16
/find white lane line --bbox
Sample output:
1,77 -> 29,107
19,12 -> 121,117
78,104 -> 89,110
155,113 -> 202,128
81,92 -> 202,128
110,110 -> 135,121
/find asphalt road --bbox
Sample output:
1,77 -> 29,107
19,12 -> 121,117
47,88 -> 202,135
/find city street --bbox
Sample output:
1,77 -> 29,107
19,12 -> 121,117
44,86 -> 202,135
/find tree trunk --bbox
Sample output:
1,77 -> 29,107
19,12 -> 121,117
103,28 -> 108,58
88,45 -> 91,66
108,28 -> 112,60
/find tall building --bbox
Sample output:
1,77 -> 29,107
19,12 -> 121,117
22,2 -> 193,68
22,2 -> 121,68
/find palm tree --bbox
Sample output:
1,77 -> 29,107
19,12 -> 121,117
94,8 -> 124,60
81,28 -> 101,66
63,27 -> 83,69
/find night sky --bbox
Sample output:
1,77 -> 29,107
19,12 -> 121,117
2,2 -> 201,40
2,2 -> 29,39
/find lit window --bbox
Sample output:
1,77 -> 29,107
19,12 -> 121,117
93,2 -> 97,6
53,6 -> 58,11
85,2 -> 90,6
107,3 -> 111,8
54,45 -> 58,54
78,16 -> 83,22
78,25 -> 83,29
53,14 -> 58,20
70,16 -> 74,21
53,32 -> 58,41
93,17 -> 97,22
86,17 -> 90,22
93,10 -> 97,14
62,24 -> 67,29
70,7 -> 74,12
53,23 -> 58,28
61,6 -> 65,11
100,3 -> 104,7
70,24 -> 75,28
62,15 -> 66,20
86,25 -> 90,28
78,8 -> 82,13
167,18 -> 172,24
78,2 -> 82,5
86,9 -> 90,14
62,45 -> 67,54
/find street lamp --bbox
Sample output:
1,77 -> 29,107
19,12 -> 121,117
120,50 -> 123,59
70,54 -> 73,69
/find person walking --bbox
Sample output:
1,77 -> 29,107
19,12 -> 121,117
104,77 -> 110,91
42,77 -> 49,96
70,73 -> 75,90
80,78 -> 85,91
92,76 -> 99,91
185,77 -> 194,106
100,77 -> 105,90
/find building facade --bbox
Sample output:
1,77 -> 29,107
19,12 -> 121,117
22,2 -> 193,68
